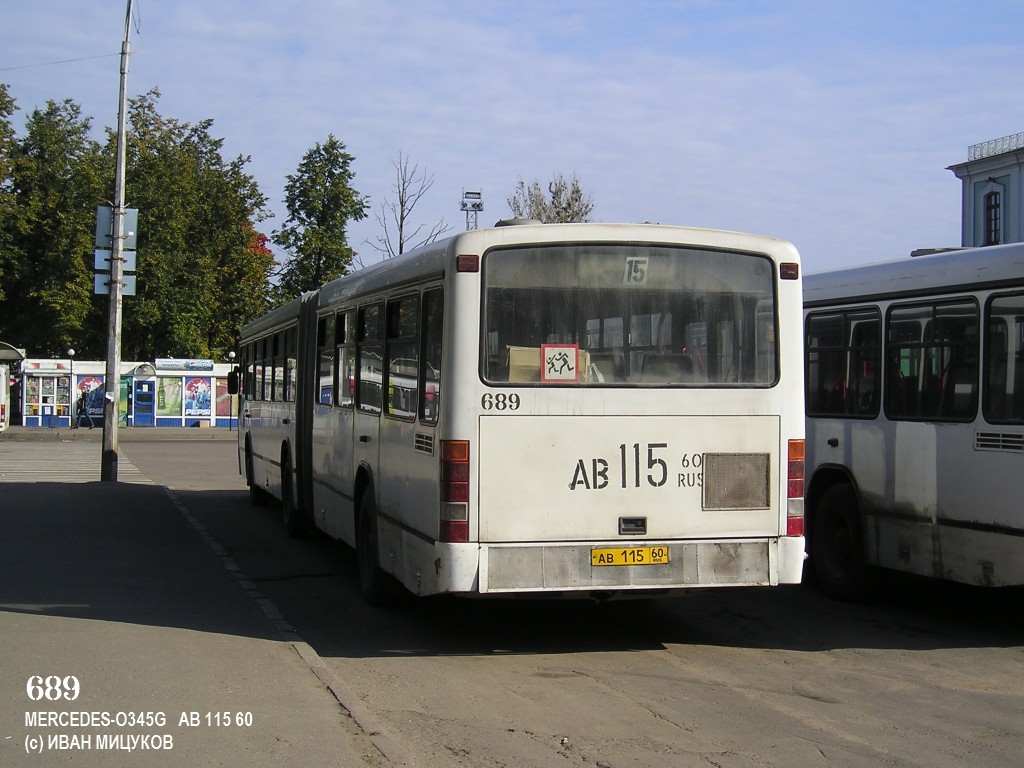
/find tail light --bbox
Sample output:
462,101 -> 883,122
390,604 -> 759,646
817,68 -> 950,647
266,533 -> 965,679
787,439 -> 805,536
440,440 -> 469,542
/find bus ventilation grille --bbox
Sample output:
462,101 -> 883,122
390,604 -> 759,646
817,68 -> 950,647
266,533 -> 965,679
975,432 -> 1024,452
414,432 -> 434,455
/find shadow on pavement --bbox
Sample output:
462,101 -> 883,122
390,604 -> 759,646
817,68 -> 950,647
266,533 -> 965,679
0,481 -> 279,641
169,488 -> 1024,660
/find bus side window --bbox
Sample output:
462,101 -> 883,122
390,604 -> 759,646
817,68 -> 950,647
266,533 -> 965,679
260,337 -> 271,401
357,304 -> 383,414
317,314 -> 335,406
887,301 -> 977,421
985,294 -> 1024,423
336,311 -> 354,408
284,326 -> 297,403
805,313 -> 846,416
385,295 -> 419,420
848,312 -> 880,416
420,289 -> 443,424
271,332 -> 283,402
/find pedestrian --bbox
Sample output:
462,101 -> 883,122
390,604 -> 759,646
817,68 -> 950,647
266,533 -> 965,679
74,391 -> 95,429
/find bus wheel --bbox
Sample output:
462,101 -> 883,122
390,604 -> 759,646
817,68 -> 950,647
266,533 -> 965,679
357,491 -> 398,606
813,483 -> 869,601
246,444 -> 270,507
281,458 -> 301,538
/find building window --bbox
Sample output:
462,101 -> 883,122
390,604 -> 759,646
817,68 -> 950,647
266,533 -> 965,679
984,190 -> 1001,246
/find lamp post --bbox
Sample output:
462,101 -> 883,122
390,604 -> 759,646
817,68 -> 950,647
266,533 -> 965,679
227,351 -> 236,430
67,348 -> 76,427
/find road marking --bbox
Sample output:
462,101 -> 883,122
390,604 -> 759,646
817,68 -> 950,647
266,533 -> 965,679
0,442 -> 153,484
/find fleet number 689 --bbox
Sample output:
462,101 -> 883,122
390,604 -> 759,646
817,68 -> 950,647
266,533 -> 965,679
480,393 -> 520,411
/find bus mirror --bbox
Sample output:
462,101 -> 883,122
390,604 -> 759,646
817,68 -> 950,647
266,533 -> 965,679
227,369 -> 239,395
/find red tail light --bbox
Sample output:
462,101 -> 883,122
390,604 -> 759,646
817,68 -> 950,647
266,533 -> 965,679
440,440 -> 469,542
787,439 -> 805,537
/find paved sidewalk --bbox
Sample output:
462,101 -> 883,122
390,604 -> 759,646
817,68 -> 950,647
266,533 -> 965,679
0,450 -> 385,767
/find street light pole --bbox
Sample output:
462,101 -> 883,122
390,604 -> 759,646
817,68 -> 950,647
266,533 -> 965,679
67,348 -> 75,427
227,351 -> 236,430
101,0 -> 134,481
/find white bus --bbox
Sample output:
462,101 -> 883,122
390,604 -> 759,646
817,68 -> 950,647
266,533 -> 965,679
236,222 -> 806,603
804,242 -> 1024,599
235,294 -> 310,530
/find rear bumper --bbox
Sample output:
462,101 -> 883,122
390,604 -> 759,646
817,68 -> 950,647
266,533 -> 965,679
474,537 -> 805,594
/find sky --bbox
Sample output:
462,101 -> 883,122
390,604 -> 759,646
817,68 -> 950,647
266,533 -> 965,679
4,1 -> 1024,274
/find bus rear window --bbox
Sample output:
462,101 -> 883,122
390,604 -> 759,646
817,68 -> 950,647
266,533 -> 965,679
482,244 -> 777,386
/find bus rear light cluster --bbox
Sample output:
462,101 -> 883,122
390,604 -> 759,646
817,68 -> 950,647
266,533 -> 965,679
440,440 -> 469,542
787,439 -> 805,537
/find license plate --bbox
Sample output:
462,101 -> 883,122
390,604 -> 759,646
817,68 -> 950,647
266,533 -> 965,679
591,546 -> 670,566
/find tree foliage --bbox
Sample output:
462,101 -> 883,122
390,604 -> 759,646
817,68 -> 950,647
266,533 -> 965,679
368,150 -> 450,260
507,172 -> 595,223
0,85 -> 274,360
0,96 -> 104,356
0,83 -> 19,307
272,135 -> 368,300
118,89 -> 273,360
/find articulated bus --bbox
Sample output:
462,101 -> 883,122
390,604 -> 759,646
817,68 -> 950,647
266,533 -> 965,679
236,221 -> 806,603
804,242 -> 1024,599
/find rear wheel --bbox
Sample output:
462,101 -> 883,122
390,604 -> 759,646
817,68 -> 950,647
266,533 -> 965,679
245,443 -> 270,506
356,491 -> 400,606
812,483 -> 869,601
281,458 -> 301,537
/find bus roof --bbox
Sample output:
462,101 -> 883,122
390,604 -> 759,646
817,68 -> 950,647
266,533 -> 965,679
236,222 -> 801,334
804,242 -> 1024,308
316,221 -> 800,310
237,293 -> 307,339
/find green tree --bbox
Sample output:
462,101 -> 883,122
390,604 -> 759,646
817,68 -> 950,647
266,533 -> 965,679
273,135 -> 368,300
0,96 -> 105,356
507,172 -> 595,223
0,84 -> 19,307
114,89 -> 273,360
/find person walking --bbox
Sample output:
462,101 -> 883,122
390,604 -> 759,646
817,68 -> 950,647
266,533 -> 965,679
74,390 -> 95,429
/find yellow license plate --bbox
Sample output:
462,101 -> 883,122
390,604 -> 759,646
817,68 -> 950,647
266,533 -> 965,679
591,546 -> 670,566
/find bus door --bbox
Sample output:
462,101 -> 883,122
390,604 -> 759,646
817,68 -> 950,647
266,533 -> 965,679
312,310 -> 358,541
377,293 -> 440,548
354,304 -> 383,501
883,300 -> 980,578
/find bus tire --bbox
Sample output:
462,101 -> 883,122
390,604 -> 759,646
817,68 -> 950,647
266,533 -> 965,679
812,483 -> 869,602
281,457 -> 301,538
357,491 -> 399,607
245,443 -> 270,507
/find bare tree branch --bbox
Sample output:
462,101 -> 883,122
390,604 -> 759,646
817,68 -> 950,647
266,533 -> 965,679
367,151 -> 452,259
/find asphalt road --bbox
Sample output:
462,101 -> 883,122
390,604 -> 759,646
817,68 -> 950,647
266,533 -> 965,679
123,436 -> 1024,768
4,433 -> 1022,767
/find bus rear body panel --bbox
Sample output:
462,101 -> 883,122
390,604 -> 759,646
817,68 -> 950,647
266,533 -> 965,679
478,414 -> 780,540
475,414 -> 797,593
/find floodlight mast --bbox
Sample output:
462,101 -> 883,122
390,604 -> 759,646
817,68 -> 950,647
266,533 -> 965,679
461,190 -> 483,230
101,0 -> 133,481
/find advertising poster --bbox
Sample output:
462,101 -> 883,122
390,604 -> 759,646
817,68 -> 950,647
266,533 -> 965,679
184,377 -> 212,417
77,376 -> 105,417
157,378 -> 182,417
119,376 -> 129,427
215,378 -> 235,417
